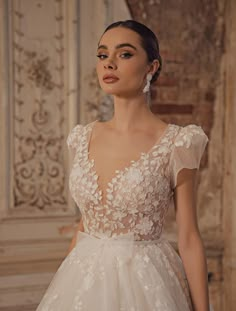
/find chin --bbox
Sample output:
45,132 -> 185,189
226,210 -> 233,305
103,89 -> 127,97
101,85 -> 122,95
101,85 -> 135,98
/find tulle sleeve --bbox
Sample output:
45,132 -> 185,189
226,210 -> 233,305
170,125 -> 209,189
66,124 -> 83,153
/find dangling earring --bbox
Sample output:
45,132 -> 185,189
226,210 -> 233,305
143,73 -> 152,107
143,73 -> 152,93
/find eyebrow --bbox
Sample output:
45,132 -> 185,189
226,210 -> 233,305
97,43 -> 137,51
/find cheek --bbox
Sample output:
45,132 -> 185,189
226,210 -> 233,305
124,63 -> 146,85
124,60 -> 147,77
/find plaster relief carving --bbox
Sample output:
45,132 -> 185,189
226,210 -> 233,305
10,0 -> 69,212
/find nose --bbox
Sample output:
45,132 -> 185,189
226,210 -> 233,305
104,57 -> 117,70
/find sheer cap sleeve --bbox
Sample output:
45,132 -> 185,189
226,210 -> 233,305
66,124 -> 83,153
170,124 -> 209,189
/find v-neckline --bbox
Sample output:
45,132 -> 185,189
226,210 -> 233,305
85,119 -> 171,206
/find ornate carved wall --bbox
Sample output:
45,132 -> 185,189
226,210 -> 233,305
0,0 -> 79,310
0,0 -> 130,310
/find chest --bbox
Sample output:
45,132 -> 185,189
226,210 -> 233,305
69,123 -> 178,207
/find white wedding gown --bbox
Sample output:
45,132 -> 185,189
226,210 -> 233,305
36,120 -> 210,311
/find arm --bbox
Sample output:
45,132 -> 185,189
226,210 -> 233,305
174,168 -> 210,311
67,217 -> 84,255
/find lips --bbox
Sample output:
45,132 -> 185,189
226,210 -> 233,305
103,74 -> 119,83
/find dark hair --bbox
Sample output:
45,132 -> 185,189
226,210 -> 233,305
103,20 -> 162,83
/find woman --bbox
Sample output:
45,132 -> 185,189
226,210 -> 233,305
37,20 -> 211,311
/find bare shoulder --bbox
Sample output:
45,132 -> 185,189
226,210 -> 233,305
149,116 -> 170,135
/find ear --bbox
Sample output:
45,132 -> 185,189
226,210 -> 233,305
148,59 -> 160,76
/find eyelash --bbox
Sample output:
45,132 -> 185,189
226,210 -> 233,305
96,52 -> 133,60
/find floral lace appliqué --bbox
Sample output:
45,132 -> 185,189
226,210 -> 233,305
174,124 -> 206,148
67,121 -> 207,243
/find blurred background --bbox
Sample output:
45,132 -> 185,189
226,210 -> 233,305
0,0 -> 235,310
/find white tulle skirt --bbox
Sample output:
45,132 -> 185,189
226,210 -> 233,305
36,231 -> 194,311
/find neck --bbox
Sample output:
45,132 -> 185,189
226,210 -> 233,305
108,94 -> 156,132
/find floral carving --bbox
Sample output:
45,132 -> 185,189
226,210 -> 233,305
26,53 -> 54,91
12,2 -> 68,212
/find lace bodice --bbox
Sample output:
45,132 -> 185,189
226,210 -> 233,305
67,120 -> 208,241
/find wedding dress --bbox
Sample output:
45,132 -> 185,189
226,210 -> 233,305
36,119 -> 209,311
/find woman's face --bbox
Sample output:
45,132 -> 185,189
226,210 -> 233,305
96,27 -> 151,98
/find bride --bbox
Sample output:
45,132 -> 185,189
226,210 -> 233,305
36,20 -> 211,311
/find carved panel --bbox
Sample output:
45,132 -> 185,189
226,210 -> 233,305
6,0 -> 73,214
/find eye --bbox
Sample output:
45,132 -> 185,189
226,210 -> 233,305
120,52 -> 133,59
96,54 -> 107,60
